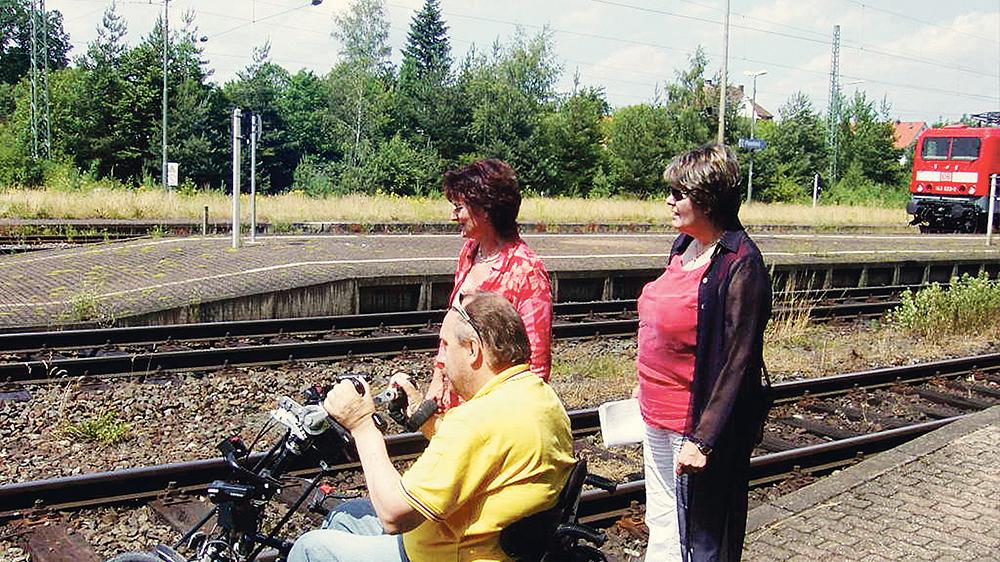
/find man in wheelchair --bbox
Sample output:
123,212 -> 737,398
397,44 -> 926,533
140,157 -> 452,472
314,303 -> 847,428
288,291 -> 576,562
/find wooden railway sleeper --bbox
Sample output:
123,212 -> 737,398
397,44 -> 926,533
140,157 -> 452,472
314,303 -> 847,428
910,403 -> 962,420
804,401 -> 910,430
777,417 -> 861,440
914,387 -> 994,410
942,378 -> 1000,400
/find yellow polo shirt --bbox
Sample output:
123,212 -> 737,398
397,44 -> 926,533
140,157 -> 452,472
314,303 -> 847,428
398,364 -> 574,562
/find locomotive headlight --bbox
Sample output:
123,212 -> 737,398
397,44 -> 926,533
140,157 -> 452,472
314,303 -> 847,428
969,186 -> 976,194
916,184 -> 924,192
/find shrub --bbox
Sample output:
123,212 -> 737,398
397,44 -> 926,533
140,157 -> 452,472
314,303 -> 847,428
823,161 -> 908,208
888,272 -> 1000,339
292,154 -> 337,197
335,135 -> 443,196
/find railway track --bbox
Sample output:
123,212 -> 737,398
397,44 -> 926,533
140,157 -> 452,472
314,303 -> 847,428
2,353 -> 996,522
0,234 -> 142,255
0,285 -> 914,385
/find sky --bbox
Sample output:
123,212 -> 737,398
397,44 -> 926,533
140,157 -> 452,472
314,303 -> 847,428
47,0 -> 1000,124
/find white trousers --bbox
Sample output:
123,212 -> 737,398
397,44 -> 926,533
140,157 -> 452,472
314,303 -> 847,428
642,424 -> 685,562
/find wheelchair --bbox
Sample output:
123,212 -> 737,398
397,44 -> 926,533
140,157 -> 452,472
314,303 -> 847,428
501,459 -> 616,562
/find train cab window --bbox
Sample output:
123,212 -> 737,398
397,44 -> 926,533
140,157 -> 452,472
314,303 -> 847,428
921,138 -> 950,160
950,137 -> 980,160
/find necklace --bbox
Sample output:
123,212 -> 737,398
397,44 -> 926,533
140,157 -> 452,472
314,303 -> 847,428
683,238 -> 719,266
474,247 -> 503,265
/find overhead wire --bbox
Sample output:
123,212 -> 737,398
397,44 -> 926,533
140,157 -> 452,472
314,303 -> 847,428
839,0 -> 999,44
59,0 -> 998,113
588,0 -> 997,78
401,2 -> 997,104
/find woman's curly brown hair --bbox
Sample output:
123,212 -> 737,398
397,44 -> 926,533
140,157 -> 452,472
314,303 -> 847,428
442,159 -> 522,240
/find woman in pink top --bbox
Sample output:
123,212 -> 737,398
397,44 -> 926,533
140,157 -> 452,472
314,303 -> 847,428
637,145 -> 771,562
424,159 -> 553,409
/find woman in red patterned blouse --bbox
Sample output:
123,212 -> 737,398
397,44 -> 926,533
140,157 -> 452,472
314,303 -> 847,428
425,159 -> 553,410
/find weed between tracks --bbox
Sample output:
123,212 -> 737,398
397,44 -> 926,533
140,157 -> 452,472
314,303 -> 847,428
62,410 -> 133,446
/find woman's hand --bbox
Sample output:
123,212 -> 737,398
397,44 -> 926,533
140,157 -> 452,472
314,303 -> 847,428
631,384 -> 640,399
675,440 -> 708,475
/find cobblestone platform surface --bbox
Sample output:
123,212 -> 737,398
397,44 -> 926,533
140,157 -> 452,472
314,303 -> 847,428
0,232 -> 997,329
743,406 -> 1000,561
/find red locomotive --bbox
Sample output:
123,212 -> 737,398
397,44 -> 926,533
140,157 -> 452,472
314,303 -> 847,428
907,113 -> 1000,233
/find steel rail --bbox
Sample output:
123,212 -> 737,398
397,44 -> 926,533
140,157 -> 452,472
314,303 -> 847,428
770,352 -> 1000,402
0,299 -> 911,383
0,319 -> 641,382
576,415 -> 964,527
1,352 -> 993,518
0,408 -> 601,518
0,301 -> 636,350
0,413 -> 967,524
0,283 -> 924,349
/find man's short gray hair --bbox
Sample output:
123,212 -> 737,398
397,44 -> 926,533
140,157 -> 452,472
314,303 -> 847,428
455,291 -> 530,372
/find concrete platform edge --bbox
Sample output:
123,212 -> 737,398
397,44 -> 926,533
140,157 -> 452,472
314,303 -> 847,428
745,405 -> 1000,534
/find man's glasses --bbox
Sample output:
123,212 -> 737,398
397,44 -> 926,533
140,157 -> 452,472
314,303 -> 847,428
669,187 -> 689,201
450,295 -> 483,343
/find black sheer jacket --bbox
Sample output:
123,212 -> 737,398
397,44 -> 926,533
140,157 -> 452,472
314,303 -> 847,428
671,222 -> 772,453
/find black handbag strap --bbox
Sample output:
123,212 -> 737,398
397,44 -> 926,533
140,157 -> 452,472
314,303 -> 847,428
761,360 -> 772,389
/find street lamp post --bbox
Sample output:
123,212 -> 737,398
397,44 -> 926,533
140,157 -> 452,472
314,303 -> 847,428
744,69 -> 767,202
716,0 -> 730,144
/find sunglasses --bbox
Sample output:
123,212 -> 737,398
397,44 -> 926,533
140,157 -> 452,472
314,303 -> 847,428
669,187 -> 689,201
450,294 -> 483,343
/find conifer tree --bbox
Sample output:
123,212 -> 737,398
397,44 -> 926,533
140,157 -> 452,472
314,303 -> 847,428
397,0 -> 463,159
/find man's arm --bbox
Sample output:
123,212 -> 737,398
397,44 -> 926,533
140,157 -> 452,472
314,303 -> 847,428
323,381 -> 426,534
351,422 -> 426,534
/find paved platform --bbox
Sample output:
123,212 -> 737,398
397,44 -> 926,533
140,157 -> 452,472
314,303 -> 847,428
743,406 -> 1000,561
0,232 -> 998,329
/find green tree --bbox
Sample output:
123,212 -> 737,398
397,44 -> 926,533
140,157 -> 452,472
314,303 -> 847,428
62,2 -> 130,178
331,0 -> 395,167
752,92 -> 827,202
0,0 -> 71,85
278,69 -> 338,162
531,86 -> 608,196
456,28 -> 561,190
603,103 -> 673,196
396,0 -> 463,160
824,92 -> 906,204
661,47 -> 716,154
840,92 -> 904,186
335,133 -> 442,196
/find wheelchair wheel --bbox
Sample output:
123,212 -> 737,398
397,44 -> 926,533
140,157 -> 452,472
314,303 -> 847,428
104,553 -> 166,562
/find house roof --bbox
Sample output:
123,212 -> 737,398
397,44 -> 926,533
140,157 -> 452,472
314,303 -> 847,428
749,100 -> 773,120
893,121 -> 926,149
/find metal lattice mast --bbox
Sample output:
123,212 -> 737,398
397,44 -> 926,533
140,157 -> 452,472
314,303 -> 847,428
827,24 -> 840,185
29,0 -> 51,159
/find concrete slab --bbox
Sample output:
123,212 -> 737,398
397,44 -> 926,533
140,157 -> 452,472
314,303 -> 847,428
743,406 -> 1000,560
0,233 -> 998,329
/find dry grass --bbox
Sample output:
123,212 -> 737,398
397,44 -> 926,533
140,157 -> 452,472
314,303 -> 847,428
0,188 -> 908,226
550,339 -> 638,409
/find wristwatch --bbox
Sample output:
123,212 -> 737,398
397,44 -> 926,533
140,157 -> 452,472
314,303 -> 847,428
689,438 -> 712,456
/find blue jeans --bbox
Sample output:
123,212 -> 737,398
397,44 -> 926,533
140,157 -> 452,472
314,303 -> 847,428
287,499 -> 410,562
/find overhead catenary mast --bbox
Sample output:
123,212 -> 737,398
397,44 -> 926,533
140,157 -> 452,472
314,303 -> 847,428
29,0 -> 51,160
827,24 -> 841,185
